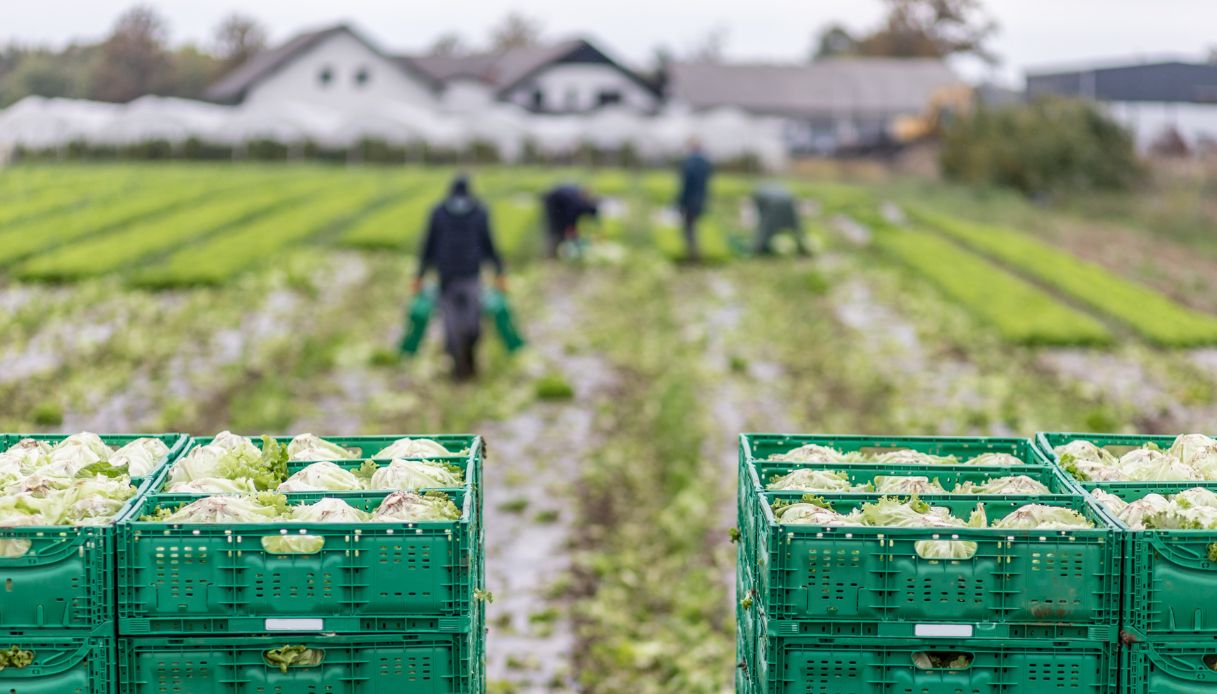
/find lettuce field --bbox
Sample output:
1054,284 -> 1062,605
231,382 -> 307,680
3,163 -> 1217,692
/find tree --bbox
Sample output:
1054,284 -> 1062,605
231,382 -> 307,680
88,5 -> 172,102
213,13 -> 267,73
169,45 -> 220,98
853,0 -> 998,63
489,12 -> 542,51
429,32 -> 469,57
813,24 -> 857,60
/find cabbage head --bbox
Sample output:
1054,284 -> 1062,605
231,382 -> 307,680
775,502 -> 853,526
153,493 -> 288,524
277,462 -> 363,492
859,497 -> 964,528
168,435 -> 287,491
1055,441 -> 1117,480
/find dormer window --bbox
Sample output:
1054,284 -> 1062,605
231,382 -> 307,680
318,66 -> 334,87
355,67 -> 370,87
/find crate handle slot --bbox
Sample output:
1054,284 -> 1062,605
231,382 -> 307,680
263,645 -> 325,673
914,539 -> 977,560
910,651 -> 974,670
261,535 -> 325,554
0,540 -> 32,559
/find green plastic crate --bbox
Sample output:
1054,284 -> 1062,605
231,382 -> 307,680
738,435 -> 1057,608
0,635 -> 113,693
1123,639 -> 1217,692
117,489 -> 480,636
1080,481 -> 1217,642
755,634 -> 1118,693
119,631 -> 482,694
0,433 -> 187,634
749,492 -> 1119,640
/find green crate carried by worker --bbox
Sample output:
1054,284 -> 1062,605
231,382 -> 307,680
482,287 -> 525,353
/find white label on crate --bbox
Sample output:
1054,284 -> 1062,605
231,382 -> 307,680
915,624 -> 972,638
266,619 -> 324,631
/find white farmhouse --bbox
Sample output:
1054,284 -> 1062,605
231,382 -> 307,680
206,24 -> 660,116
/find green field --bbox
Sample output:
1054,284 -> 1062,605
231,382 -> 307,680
1,163 -> 1216,692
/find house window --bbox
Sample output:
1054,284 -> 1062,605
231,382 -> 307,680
531,89 -> 545,110
318,66 -> 333,87
597,90 -> 623,107
355,67 -> 370,87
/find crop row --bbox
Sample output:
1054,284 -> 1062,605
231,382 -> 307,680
132,183 -> 385,287
340,185 -> 446,250
0,177 -> 231,266
655,215 -> 735,264
15,182 -> 320,281
872,224 -> 1113,346
910,206 -> 1217,346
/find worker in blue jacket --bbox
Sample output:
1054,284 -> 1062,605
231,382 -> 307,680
677,139 -> 713,262
414,175 -> 506,381
542,184 -> 599,258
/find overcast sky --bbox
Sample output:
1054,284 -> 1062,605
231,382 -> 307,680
5,0 -> 1215,85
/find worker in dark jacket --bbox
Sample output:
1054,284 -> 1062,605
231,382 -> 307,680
413,175 -> 505,381
542,184 -> 599,258
677,139 -> 713,261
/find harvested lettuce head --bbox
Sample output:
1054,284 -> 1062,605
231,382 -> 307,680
1170,435 -> 1217,471
167,435 -> 287,491
152,493 -> 288,524
1117,448 -> 1201,482
291,498 -> 370,523
1174,487 -> 1217,510
860,497 -> 964,528
1055,441 -> 1118,481
1089,489 -> 1129,516
4,439 -> 52,473
286,434 -> 358,462
873,476 -> 946,495
369,459 -> 463,491
953,475 -> 1050,495
110,438 -> 169,478
371,491 -> 460,522
769,444 -> 845,463
774,497 -> 854,525
169,477 -> 258,494
373,438 -> 453,459
992,504 -> 1092,530
766,469 -> 853,492
277,462 -> 363,492
46,434 -> 110,476
964,453 -> 1024,466
870,450 -> 957,466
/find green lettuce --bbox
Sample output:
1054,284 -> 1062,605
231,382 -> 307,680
277,462 -> 363,492
372,438 -> 454,459
368,459 -> 463,490
371,491 -> 460,522
286,434 -> 358,462
766,468 -> 854,492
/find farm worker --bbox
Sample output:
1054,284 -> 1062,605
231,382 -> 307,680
677,138 -> 713,261
752,183 -> 811,256
413,175 -> 506,381
542,184 -> 599,258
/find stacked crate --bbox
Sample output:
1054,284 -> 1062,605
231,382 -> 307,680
1038,432 -> 1217,693
0,433 -> 188,694
737,434 -> 1121,694
115,434 -> 486,694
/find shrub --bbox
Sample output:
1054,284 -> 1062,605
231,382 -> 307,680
940,97 -> 1143,196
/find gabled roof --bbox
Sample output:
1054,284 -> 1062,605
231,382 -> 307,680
403,38 -> 661,97
205,23 -> 438,103
669,58 -> 962,117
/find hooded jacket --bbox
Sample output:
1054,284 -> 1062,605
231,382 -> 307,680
417,178 -> 504,286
